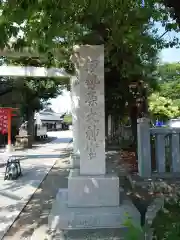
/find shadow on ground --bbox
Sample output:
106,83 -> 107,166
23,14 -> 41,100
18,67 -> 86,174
3,152 -> 71,240
106,150 -> 155,226
3,150 -> 156,239
0,151 -> 71,169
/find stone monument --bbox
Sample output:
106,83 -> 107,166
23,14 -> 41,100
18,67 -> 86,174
70,76 -> 80,168
48,45 -> 140,238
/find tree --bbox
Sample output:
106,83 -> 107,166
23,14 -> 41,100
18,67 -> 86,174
11,67 -> 69,139
163,0 -> 180,25
148,63 -> 180,122
1,55 -> 70,139
0,0 -> 178,146
149,92 -> 179,121
158,63 -> 180,83
0,77 -> 13,97
158,63 -> 180,108
160,80 -> 180,100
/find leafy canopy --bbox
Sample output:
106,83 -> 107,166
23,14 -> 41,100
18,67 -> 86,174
149,92 -> 179,120
0,0 -> 179,121
158,63 -> 180,107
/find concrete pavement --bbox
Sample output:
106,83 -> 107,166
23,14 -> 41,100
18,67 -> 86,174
0,130 -> 72,162
0,130 -> 72,240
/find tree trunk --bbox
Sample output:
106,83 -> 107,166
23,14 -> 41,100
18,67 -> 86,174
27,109 -> 35,148
141,87 -> 149,117
130,105 -> 138,153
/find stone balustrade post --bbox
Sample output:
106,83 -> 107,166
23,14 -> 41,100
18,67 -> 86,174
137,117 -> 152,178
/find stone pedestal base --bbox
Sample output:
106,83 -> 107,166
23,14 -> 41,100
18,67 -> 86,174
15,135 -> 32,149
48,189 -> 141,231
49,228 -> 131,240
68,169 -> 120,207
5,144 -> 14,153
70,154 -> 80,168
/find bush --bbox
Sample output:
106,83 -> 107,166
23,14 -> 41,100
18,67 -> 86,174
152,197 -> 180,239
123,215 -> 144,240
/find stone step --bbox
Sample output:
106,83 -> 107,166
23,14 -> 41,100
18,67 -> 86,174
31,226 -> 144,240
68,169 -> 121,207
48,188 -> 141,231
48,228 -> 130,240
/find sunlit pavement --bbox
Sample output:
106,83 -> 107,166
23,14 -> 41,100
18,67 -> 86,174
0,130 -> 73,163
0,130 -> 73,240
47,129 -> 72,139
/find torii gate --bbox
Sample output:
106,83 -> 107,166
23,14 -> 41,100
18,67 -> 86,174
0,48 -> 70,151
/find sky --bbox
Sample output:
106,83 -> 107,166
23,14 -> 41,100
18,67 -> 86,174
50,90 -> 71,114
160,48 -> 180,63
50,22 -> 180,114
157,22 -> 180,63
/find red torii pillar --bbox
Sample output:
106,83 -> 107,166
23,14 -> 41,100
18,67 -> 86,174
0,107 -> 18,152
7,108 -> 17,151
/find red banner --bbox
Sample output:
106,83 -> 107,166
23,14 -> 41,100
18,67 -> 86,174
0,108 -> 8,134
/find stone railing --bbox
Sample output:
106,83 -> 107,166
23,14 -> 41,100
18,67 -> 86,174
137,118 -> 180,178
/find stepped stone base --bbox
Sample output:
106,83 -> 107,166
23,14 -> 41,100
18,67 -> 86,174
49,228 -> 131,240
32,226 -> 133,240
70,154 -> 80,168
68,169 -> 120,207
48,189 -> 141,231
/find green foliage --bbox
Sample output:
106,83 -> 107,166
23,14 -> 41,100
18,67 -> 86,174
148,92 -> 179,120
0,77 -> 13,96
0,0 -> 179,133
63,114 -> 72,124
148,63 -> 180,121
160,80 -> 180,100
123,196 -> 180,240
123,215 -> 143,240
0,0 -> 177,76
158,63 -> 180,103
158,63 -> 180,83
152,197 -> 180,239
6,55 -> 69,122
163,0 -> 180,26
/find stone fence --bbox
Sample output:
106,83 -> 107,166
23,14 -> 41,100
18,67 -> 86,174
137,118 -> 180,178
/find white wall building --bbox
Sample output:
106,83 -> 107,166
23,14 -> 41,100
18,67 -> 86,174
35,108 -> 65,130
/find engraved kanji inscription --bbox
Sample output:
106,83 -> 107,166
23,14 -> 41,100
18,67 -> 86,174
86,125 -> 99,142
85,73 -> 100,90
88,147 -> 96,160
85,91 -> 98,107
85,59 -> 99,73
86,108 -> 99,124
86,141 -> 99,160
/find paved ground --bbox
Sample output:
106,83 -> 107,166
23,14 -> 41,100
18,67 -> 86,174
0,130 -> 72,240
2,151 -> 130,240
0,131 -> 72,162
3,155 -> 71,240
